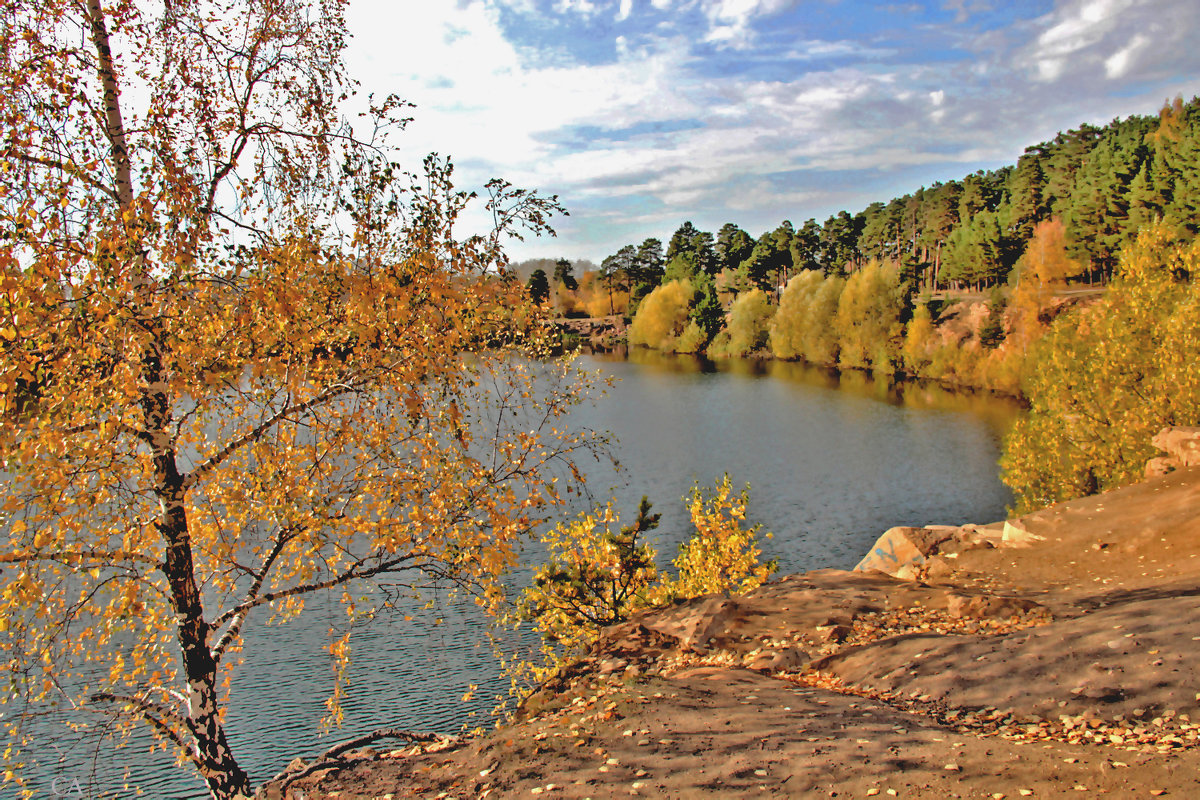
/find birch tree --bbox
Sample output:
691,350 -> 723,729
0,1 -> 595,796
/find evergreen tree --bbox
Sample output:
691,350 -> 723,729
553,258 -> 578,292
527,268 -> 551,304
715,223 -> 754,272
791,219 -> 823,272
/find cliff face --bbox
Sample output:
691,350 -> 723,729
264,431 -> 1200,799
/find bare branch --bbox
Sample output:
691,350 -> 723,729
270,728 -> 452,793
211,527 -> 298,660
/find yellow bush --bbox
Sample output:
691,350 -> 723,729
1001,224 -> 1200,511
653,476 -> 776,603
769,271 -> 823,359
513,479 -> 776,691
628,279 -> 694,350
834,261 -> 901,370
902,304 -> 935,374
768,270 -> 843,364
710,289 -> 774,358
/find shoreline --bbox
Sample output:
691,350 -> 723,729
261,431 -> 1200,799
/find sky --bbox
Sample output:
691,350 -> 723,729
345,0 -> 1200,263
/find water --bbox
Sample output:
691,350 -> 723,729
19,351 -> 1019,797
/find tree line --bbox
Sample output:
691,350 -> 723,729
591,95 -> 1200,305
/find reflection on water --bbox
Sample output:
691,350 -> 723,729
574,349 -> 1020,578
599,346 -> 1021,431
18,348 -> 1023,797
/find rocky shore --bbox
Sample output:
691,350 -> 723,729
263,430 -> 1200,799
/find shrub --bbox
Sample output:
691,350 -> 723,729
834,261 -> 901,370
628,279 -> 694,350
1001,224 -> 1200,512
514,479 -> 776,688
768,270 -> 844,364
652,476 -> 776,603
710,289 -> 774,357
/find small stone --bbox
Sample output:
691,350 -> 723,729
944,763 -> 961,772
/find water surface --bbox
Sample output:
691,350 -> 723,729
27,351 -> 1020,796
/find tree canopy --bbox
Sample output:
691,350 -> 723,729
0,1 -> 593,797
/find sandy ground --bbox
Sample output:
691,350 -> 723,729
261,466 -> 1200,799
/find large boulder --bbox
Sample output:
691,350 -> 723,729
1154,426 -> 1200,464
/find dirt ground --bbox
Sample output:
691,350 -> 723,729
260,466 -> 1200,799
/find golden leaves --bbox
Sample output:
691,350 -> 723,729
1002,223 -> 1200,511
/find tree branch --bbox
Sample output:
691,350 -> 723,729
0,549 -> 160,569
211,526 -> 297,660
90,692 -> 189,751
84,0 -> 133,210
183,380 -> 364,490
270,728 -> 452,793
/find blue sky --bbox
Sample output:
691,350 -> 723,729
346,0 -> 1200,262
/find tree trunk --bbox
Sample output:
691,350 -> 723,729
85,0 -> 133,209
159,484 -> 253,798
144,347 -> 252,798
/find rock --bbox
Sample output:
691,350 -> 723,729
746,648 -> 805,672
1145,456 -> 1178,479
924,556 -> 956,579
944,591 -> 1045,620
855,526 -> 958,576
855,526 -> 929,576
598,658 -> 628,674
816,624 -> 852,643
1152,426 -> 1200,467
1001,519 -> 1045,548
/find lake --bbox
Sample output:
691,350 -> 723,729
28,350 -> 1020,797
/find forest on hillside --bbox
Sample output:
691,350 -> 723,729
514,99 -> 1200,515
511,97 -> 1200,400
588,95 -> 1200,301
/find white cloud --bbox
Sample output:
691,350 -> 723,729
1104,32 -> 1149,78
1025,0 -> 1137,81
929,89 -> 947,122
343,0 -> 1200,260
701,0 -> 795,49
554,0 -> 600,16
785,39 -> 895,61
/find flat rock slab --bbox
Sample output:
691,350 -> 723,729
285,667 -> 1200,798
817,587 -> 1200,721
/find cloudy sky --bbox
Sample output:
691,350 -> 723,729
346,0 -> 1200,262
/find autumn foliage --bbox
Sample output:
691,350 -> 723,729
1001,224 -> 1200,511
0,1 -> 593,797
515,478 -> 776,689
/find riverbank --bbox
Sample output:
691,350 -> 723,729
261,430 -> 1200,799
558,291 -> 1098,400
